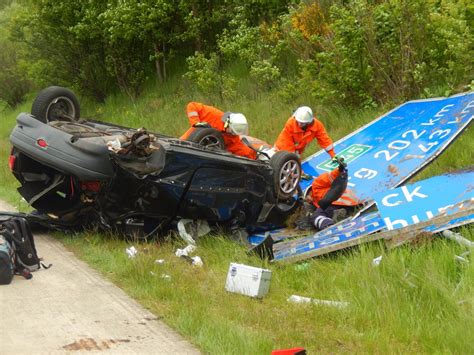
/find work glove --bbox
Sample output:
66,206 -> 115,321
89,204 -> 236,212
333,156 -> 347,172
193,122 -> 211,128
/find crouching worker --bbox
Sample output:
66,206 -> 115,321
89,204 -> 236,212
180,102 -> 256,159
307,158 -> 361,231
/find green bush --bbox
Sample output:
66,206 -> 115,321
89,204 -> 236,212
296,0 -> 473,106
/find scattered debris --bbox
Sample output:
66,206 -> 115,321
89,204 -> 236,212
125,246 -> 138,259
190,256 -> 203,267
154,259 -> 165,265
161,274 -> 171,280
175,244 -> 196,258
225,263 -> 272,298
106,138 -> 122,151
454,255 -> 469,264
252,94 -> 473,263
372,255 -> 383,266
442,230 -> 474,248
388,164 -> 399,176
287,295 -> 349,309
179,254 -> 204,267
177,219 -> 211,245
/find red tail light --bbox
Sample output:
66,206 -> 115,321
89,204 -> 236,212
80,181 -> 101,192
8,154 -> 16,171
37,139 -> 48,148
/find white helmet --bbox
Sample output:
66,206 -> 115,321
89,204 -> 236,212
293,106 -> 313,124
225,113 -> 249,135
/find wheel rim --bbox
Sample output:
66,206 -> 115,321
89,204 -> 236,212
279,160 -> 300,194
198,135 -> 223,149
45,96 -> 76,121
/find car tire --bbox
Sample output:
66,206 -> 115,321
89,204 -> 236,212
270,151 -> 301,200
186,127 -> 225,150
31,86 -> 80,123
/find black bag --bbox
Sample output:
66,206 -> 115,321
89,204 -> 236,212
0,217 -> 50,280
0,234 -> 15,285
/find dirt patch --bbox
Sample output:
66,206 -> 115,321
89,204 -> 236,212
62,338 -> 130,351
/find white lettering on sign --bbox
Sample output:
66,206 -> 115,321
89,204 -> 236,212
421,117 -> 441,126
388,140 -> 411,150
354,168 -> 378,180
382,193 -> 401,207
434,104 -> 454,117
402,129 -> 426,139
461,101 -> 474,114
381,186 -> 428,207
401,185 -> 428,202
374,150 -> 399,161
418,142 -> 438,152
429,129 -> 451,140
438,204 -> 455,214
383,218 -> 408,230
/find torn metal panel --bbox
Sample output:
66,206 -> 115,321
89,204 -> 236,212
381,207 -> 474,249
300,92 -> 473,205
272,212 -> 385,262
373,167 -> 474,230
271,168 -> 474,263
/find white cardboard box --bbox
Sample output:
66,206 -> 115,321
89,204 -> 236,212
225,263 -> 272,298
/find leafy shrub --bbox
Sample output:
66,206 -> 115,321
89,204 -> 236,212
184,52 -> 236,101
0,40 -> 30,108
295,0 -> 473,106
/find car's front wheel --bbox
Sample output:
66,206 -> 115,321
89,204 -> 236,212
270,151 -> 301,200
31,86 -> 80,123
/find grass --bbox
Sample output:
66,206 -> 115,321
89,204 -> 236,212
0,81 -> 473,353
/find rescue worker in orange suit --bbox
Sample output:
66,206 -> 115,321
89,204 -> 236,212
275,106 -> 336,158
308,158 -> 361,230
180,102 -> 256,160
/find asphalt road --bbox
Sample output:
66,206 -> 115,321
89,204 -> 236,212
0,200 -> 200,354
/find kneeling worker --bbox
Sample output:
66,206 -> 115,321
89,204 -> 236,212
309,158 -> 361,230
180,102 -> 256,160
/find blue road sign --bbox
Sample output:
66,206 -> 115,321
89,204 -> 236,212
300,93 -> 474,204
374,168 -> 474,230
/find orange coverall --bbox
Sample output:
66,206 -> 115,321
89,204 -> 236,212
180,102 -> 256,160
275,117 -> 335,157
311,168 -> 360,208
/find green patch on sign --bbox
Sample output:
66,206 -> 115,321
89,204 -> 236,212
317,144 -> 373,171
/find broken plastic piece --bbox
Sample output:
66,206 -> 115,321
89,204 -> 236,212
177,219 -> 211,245
190,256 -> 203,267
442,230 -> 474,248
454,255 -> 469,264
107,138 -> 122,151
154,259 -> 165,264
175,244 -> 197,257
125,246 -> 138,258
372,255 -> 383,266
287,295 -> 349,309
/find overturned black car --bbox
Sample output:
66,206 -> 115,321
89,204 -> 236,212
9,87 -> 301,236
